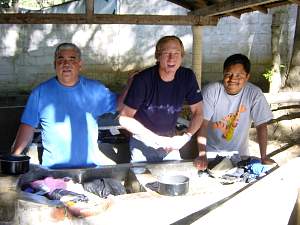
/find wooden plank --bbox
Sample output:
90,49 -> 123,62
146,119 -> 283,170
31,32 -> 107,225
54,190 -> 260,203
195,0 -> 208,7
289,0 -> 300,5
227,12 -> 241,19
252,5 -> 269,13
166,0 -> 195,10
0,13 -> 218,25
190,0 -> 288,16
166,0 -> 207,10
86,0 -> 94,23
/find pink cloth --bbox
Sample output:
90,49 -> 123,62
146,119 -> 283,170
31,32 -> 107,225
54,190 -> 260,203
30,177 -> 67,194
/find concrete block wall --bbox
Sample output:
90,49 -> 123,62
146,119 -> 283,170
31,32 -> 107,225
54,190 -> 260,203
0,1 -> 297,97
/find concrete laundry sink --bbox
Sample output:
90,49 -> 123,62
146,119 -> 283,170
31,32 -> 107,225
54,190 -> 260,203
0,163 -> 146,225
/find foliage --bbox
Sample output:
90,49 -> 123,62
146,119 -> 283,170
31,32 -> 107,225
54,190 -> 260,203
0,0 -> 72,10
0,0 -> 11,8
262,65 -> 285,82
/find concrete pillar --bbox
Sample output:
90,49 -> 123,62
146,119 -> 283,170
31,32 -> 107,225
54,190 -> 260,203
192,26 -> 203,87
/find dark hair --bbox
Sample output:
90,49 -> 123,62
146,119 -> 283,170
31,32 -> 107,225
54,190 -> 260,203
54,42 -> 81,59
155,35 -> 185,60
223,54 -> 251,74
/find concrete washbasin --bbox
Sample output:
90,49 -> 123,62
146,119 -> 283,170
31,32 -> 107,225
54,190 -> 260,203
4,159 -> 299,225
0,163 -> 146,224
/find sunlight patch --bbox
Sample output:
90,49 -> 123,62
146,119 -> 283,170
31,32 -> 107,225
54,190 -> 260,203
2,26 -> 19,56
29,30 -> 45,51
72,25 -> 97,48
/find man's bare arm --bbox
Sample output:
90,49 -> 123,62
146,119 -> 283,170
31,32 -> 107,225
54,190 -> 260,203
11,123 -> 34,155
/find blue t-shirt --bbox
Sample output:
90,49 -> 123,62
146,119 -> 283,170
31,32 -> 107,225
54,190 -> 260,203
124,65 -> 203,135
21,76 -> 117,169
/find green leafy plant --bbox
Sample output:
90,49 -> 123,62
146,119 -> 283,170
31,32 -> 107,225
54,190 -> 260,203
262,65 -> 285,82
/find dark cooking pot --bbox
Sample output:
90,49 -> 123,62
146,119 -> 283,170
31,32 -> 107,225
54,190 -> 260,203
158,175 -> 189,196
0,155 -> 30,175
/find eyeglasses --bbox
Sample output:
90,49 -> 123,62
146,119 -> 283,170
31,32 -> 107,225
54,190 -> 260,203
223,72 -> 247,80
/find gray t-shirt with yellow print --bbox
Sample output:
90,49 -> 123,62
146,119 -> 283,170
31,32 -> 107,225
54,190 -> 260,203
202,81 -> 273,157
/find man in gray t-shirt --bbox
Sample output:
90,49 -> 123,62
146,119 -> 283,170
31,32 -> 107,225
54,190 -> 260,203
194,54 -> 276,170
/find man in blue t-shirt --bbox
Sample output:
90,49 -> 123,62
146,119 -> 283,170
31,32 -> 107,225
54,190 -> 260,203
11,43 -> 117,169
119,35 -> 203,163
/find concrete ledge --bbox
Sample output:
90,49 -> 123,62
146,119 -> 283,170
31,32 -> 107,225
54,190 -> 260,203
192,157 -> 300,225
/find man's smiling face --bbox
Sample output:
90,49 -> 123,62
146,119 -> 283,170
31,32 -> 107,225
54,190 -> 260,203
157,39 -> 183,76
223,63 -> 250,95
54,49 -> 82,87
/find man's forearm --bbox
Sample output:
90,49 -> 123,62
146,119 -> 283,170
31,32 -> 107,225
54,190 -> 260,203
186,102 -> 203,135
118,115 -> 156,137
119,115 -> 174,150
194,120 -> 209,170
187,112 -> 203,135
196,120 -> 208,156
11,124 -> 34,155
256,123 -> 268,159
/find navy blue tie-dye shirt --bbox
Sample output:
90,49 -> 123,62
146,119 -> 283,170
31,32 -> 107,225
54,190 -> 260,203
124,65 -> 203,135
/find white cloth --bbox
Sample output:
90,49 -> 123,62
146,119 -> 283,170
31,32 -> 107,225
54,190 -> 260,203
133,133 -> 172,149
169,133 -> 192,150
202,81 -> 273,156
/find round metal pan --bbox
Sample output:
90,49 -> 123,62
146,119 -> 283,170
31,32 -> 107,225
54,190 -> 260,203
0,155 -> 30,175
158,175 -> 189,196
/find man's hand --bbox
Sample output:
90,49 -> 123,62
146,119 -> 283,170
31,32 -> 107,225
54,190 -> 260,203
193,154 -> 208,171
261,156 -> 277,165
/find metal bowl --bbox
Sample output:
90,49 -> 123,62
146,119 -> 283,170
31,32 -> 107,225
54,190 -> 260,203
158,175 -> 189,196
0,155 -> 30,175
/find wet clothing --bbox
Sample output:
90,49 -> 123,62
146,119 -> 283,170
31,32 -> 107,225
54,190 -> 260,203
202,81 -> 273,156
22,76 -> 116,168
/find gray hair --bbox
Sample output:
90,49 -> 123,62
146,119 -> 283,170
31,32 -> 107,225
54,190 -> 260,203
54,43 -> 81,59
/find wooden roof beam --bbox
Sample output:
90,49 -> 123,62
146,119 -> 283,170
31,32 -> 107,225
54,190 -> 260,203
166,0 -> 195,10
289,0 -> 300,5
190,0 -> 284,16
251,5 -> 268,13
166,0 -> 207,10
227,12 -> 241,19
193,0 -> 209,8
0,13 -> 218,25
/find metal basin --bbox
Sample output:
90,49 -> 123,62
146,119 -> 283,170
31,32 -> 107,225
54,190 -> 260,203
0,155 -> 30,175
158,175 -> 189,196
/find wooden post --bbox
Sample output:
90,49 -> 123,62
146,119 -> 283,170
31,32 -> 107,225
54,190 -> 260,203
192,25 -> 203,87
86,0 -> 94,23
